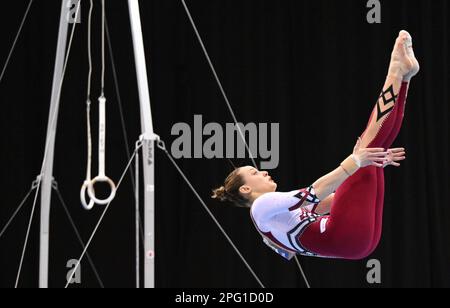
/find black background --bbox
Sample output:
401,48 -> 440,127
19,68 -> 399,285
0,0 -> 448,288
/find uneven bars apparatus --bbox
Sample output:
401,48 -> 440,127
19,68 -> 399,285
39,0 -> 156,288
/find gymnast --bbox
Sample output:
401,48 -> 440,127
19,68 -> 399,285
212,30 -> 420,260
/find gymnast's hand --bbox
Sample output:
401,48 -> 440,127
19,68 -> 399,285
383,148 -> 406,168
352,137 -> 389,168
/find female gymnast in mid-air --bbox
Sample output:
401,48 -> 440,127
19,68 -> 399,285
212,31 -> 420,260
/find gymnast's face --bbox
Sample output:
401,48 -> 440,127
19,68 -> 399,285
238,166 -> 277,198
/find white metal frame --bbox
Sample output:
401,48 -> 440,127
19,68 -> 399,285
39,0 -> 156,288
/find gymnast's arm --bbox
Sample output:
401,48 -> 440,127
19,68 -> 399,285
314,193 -> 334,215
312,138 -> 388,201
312,147 -> 406,206
312,166 -> 352,201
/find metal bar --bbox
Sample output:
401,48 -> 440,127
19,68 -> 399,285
39,0 -> 69,288
135,150 -> 140,288
127,0 -> 156,288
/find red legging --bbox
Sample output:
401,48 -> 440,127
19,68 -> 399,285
299,82 -> 409,260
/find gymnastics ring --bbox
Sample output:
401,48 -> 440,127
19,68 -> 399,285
80,180 -> 96,210
87,176 -> 116,205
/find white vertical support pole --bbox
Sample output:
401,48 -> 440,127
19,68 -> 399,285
39,0 -> 69,288
128,0 -> 156,288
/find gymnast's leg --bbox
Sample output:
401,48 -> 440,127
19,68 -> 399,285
359,31 -> 418,150
353,82 -> 410,259
298,31 -> 419,259
364,32 -> 419,257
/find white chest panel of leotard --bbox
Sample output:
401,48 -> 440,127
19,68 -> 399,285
251,190 -> 320,254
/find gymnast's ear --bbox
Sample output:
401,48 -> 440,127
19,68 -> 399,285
239,185 -> 252,196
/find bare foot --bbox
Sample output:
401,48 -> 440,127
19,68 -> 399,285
401,31 -> 420,81
388,30 -> 420,81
